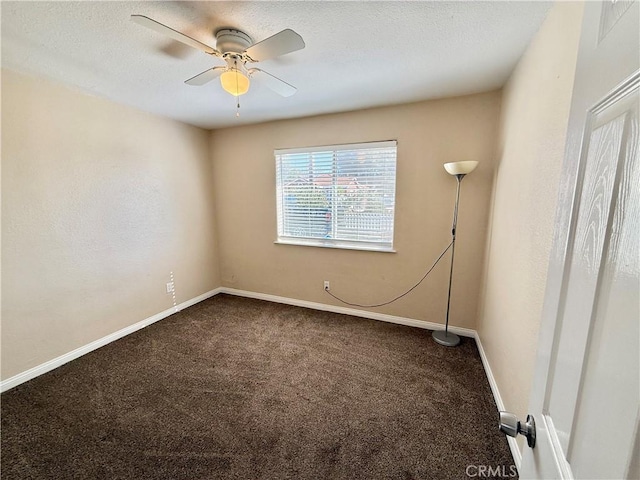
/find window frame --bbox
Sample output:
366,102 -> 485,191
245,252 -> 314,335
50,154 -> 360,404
274,140 -> 397,253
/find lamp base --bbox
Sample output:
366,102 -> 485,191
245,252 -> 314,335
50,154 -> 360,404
432,330 -> 461,347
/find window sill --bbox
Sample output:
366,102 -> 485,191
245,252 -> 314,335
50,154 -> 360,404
274,238 -> 396,253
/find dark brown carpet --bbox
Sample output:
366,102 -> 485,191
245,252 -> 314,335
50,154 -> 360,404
1,294 -> 515,479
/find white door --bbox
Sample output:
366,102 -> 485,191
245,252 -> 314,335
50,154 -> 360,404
517,1 -> 640,478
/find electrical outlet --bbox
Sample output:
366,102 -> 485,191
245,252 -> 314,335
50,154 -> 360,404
166,282 -> 175,294
324,281 -> 330,291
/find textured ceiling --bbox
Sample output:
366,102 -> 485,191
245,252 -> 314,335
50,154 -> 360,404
1,1 -> 552,129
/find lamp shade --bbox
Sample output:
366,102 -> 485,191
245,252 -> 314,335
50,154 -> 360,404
220,69 -> 250,96
444,161 -> 479,176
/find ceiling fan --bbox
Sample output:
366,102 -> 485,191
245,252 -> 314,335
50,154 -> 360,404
131,15 -> 305,98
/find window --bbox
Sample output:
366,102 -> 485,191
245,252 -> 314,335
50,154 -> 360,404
275,140 -> 397,252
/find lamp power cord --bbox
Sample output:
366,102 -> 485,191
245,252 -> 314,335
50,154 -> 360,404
324,240 -> 454,308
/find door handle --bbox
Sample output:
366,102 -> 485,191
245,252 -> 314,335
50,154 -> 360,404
499,411 -> 536,448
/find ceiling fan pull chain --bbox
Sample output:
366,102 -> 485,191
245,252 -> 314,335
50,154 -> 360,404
235,59 -> 241,117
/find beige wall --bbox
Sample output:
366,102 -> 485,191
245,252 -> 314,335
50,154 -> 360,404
1,69 -> 220,379
211,92 -> 500,327
477,1 -> 584,448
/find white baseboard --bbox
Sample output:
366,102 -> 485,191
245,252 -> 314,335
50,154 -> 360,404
0,288 -> 222,393
219,287 -> 476,337
473,331 -> 522,471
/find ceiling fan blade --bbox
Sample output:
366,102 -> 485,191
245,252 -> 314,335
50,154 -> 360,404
131,15 -> 220,56
185,66 -> 226,86
249,68 -> 297,97
244,29 -> 305,62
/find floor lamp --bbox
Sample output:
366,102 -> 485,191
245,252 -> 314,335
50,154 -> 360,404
432,161 -> 479,347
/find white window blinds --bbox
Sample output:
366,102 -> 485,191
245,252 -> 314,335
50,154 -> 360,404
275,140 -> 397,251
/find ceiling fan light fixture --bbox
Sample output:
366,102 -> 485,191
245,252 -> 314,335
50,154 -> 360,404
220,69 -> 250,96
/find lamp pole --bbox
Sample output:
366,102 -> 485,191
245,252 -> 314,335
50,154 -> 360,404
433,161 -> 478,347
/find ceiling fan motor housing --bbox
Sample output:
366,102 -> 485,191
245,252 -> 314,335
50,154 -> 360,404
215,29 -> 253,54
